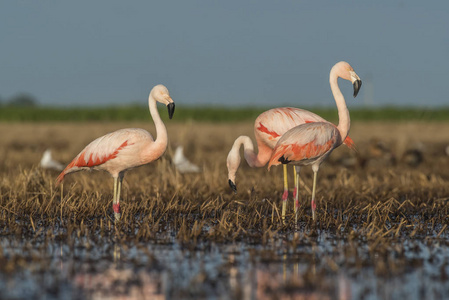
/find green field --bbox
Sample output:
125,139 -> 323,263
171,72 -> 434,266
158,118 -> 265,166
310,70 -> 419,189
1,105 -> 449,122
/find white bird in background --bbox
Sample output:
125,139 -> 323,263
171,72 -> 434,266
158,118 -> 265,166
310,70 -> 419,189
173,146 -> 201,173
40,149 -> 65,171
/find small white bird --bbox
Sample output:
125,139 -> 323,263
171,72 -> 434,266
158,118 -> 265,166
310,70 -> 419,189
40,149 -> 65,171
173,146 -> 200,173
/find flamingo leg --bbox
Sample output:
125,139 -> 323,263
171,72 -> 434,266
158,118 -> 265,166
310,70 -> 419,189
115,176 -> 123,220
60,183 -> 64,223
294,166 -> 300,224
281,165 -> 289,223
311,171 -> 318,221
112,177 -> 121,220
293,166 -> 299,208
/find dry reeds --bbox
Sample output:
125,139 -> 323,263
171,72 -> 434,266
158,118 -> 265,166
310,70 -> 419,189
0,121 -> 448,246
1,121 -> 449,298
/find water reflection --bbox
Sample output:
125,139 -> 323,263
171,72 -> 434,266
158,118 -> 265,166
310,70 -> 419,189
74,267 -> 164,300
1,234 -> 449,299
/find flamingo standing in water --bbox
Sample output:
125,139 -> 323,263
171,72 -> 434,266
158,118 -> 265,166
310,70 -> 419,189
227,110 -> 355,221
268,61 -> 362,222
56,84 -> 175,220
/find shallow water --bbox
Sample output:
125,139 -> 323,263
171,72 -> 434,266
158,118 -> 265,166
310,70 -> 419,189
1,229 -> 449,300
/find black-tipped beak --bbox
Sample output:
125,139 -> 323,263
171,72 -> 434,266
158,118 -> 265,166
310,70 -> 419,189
228,179 -> 237,194
353,80 -> 362,98
167,103 -> 175,119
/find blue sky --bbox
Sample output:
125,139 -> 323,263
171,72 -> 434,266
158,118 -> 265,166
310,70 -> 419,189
1,1 -> 448,107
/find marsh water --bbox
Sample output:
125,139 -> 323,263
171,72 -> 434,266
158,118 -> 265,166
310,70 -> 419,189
1,227 -> 449,300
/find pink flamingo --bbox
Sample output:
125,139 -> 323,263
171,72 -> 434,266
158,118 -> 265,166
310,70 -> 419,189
268,61 -> 362,222
227,110 -> 355,221
56,84 -> 175,220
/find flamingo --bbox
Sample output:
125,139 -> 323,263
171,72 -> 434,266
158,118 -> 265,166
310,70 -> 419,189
268,61 -> 362,222
56,84 -> 175,220
227,109 -> 356,221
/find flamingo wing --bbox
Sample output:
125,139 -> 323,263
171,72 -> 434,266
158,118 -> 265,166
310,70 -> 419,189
255,107 -> 327,141
56,129 -> 143,184
268,122 -> 340,169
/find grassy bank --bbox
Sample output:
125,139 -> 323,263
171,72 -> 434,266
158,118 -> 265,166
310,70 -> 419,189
1,105 -> 449,122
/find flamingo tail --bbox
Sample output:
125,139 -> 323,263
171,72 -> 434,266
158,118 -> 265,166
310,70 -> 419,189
343,136 -> 357,152
55,172 -> 66,186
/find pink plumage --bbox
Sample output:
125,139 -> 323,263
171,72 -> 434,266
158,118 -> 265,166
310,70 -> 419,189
267,61 -> 362,222
254,107 -> 330,147
56,129 -> 151,184
227,107 -> 355,188
268,122 -> 340,168
56,84 -> 176,220
227,107 -> 356,222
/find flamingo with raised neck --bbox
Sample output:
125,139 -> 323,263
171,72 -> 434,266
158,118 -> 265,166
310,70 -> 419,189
268,61 -> 362,222
56,84 -> 175,220
226,65 -> 357,221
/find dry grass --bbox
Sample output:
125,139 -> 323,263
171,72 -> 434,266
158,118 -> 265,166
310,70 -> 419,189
1,120 -> 449,298
1,120 -> 449,247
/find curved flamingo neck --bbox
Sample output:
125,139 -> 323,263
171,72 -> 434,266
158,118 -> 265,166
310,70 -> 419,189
146,95 -> 168,159
237,136 -> 270,168
330,68 -> 350,142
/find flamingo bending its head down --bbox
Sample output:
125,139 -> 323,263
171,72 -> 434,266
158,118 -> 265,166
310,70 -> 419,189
268,61 -> 362,222
56,84 -> 175,220
227,109 -> 356,221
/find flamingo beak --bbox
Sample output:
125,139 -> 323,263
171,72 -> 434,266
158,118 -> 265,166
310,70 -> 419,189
167,103 -> 175,119
228,179 -> 237,194
353,79 -> 362,98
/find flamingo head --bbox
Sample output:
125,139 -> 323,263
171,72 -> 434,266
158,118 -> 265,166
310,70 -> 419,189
333,61 -> 362,98
151,84 -> 176,119
226,149 -> 240,194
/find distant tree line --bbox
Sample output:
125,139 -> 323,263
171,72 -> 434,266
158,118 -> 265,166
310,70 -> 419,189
0,93 -> 38,107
